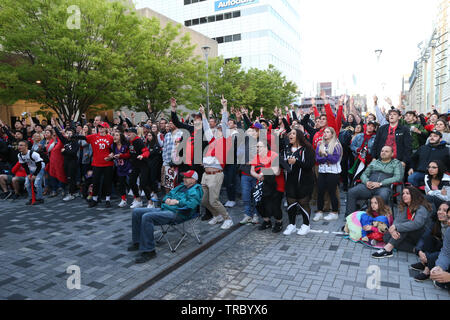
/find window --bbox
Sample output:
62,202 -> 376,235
225,57 -> 242,64
233,11 -> 241,18
216,14 -> 223,21
200,17 -> 207,24
224,12 -> 232,20
192,18 -> 199,25
208,15 -> 216,23
216,37 -> 224,44
184,20 -> 192,27
184,0 -> 191,5
233,34 -> 241,41
224,35 -> 232,43
192,0 -> 198,3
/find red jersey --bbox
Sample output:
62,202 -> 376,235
251,151 -> 285,193
85,134 -> 114,167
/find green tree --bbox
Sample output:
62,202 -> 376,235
245,65 -> 298,115
0,0 -> 143,121
126,18 -> 205,120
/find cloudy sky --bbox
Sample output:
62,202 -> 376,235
134,0 -> 439,101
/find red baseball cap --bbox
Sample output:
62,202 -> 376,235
181,170 -> 198,181
99,122 -> 110,128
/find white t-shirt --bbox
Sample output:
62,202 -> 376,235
18,150 -> 44,174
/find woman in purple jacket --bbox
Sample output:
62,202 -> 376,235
107,132 -> 132,208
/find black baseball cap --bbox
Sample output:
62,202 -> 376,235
367,120 -> 378,127
388,107 -> 401,116
430,130 -> 442,138
126,128 -> 137,134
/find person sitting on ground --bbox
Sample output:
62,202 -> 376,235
407,130 -> 450,187
424,160 -> 450,215
0,161 -> 26,200
345,145 -> 404,216
372,186 -> 432,259
410,202 -> 449,282
128,170 -> 203,264
430,205 -> 450,291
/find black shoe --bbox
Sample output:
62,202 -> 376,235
88,200 -> 98,208
3,191 -> 13,200
272,222 -> 283,233
25,199 -> 32,205
372,249 -> 393,259
258,220 -> 272,231
127,243 -> 139,252
410,262 -> 426,272
433,280 -> 450,290
414,272 -> 430,282
201,213 -> 213,221
10,193 -> 19,201
32,199 -> 44,205
105,201 -> 111,208
0,191 -> 9,199
135,251 -> 156,264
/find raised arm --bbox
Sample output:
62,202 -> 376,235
170,97 -> 194,134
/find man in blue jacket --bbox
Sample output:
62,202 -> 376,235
128,170 -> 204,263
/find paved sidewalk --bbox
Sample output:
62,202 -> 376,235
0,192 -> 243,300
135,194 -> 450,300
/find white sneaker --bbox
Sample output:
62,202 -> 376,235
118,199 -> 127,208
224,201 -> 236,208
63,194 -> 75,202
240,215 -> 253,225
208,215 -> 224,225
297,224 -> 311,236
283,200 -> 288,207
130,200 -> 143,209
313,212 -> 323,222
324,213 -> 339,221
140,190 -> 145,197
147,202 -> 155,209
128,190 -> 134,196
221,219 -> 234,230
251,215 -> 259,224
283,224 -> 297,236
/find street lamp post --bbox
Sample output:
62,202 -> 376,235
201,46 -> 211,117
375,49 -> 383,96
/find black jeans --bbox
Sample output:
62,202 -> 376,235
92,166 -> 113,198
261,191 -> 283,221
224,164 -> 237,201
64,159 -> 78,195
117,175 -> 129,198
383,227 -> 425,253
287,196 -> 311,226
130,165 -> 151,200
317,173 -> 340,213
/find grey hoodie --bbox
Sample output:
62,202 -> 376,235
394,205 -> 430,233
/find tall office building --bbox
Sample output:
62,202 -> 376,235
138,0 -> 301,89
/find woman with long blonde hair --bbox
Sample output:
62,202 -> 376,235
314,127 -> 343,221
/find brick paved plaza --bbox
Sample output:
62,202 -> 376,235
0,191 -> 449,300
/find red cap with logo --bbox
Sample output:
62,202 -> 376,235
181,170 -> 198,181
99,122 -> 110,128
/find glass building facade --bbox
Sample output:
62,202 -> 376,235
141,0 -> 301,89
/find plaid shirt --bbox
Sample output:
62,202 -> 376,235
162,130 -> 182,166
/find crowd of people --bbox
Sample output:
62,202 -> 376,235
0,92 -> 449,289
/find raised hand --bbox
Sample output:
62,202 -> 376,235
385,97 -> 393,106
130,112 -> 135,118
199,104 -> 206,116
220,94 -> 227,107
170,97 -> 177,110
320,90 -> 328,105
373,96 -> 378,105
311,98 -> 316,106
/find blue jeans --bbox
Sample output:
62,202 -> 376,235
25,169 -> 45,200
241,174 -> 256,217
132,208 -> 185,252
408,172 -> 426,187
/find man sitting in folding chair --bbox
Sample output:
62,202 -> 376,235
128,170 -> 204,264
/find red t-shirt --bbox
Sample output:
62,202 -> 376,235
384,125 -> 398,159
251,151 -> 285,193
86,134 -> 114,167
